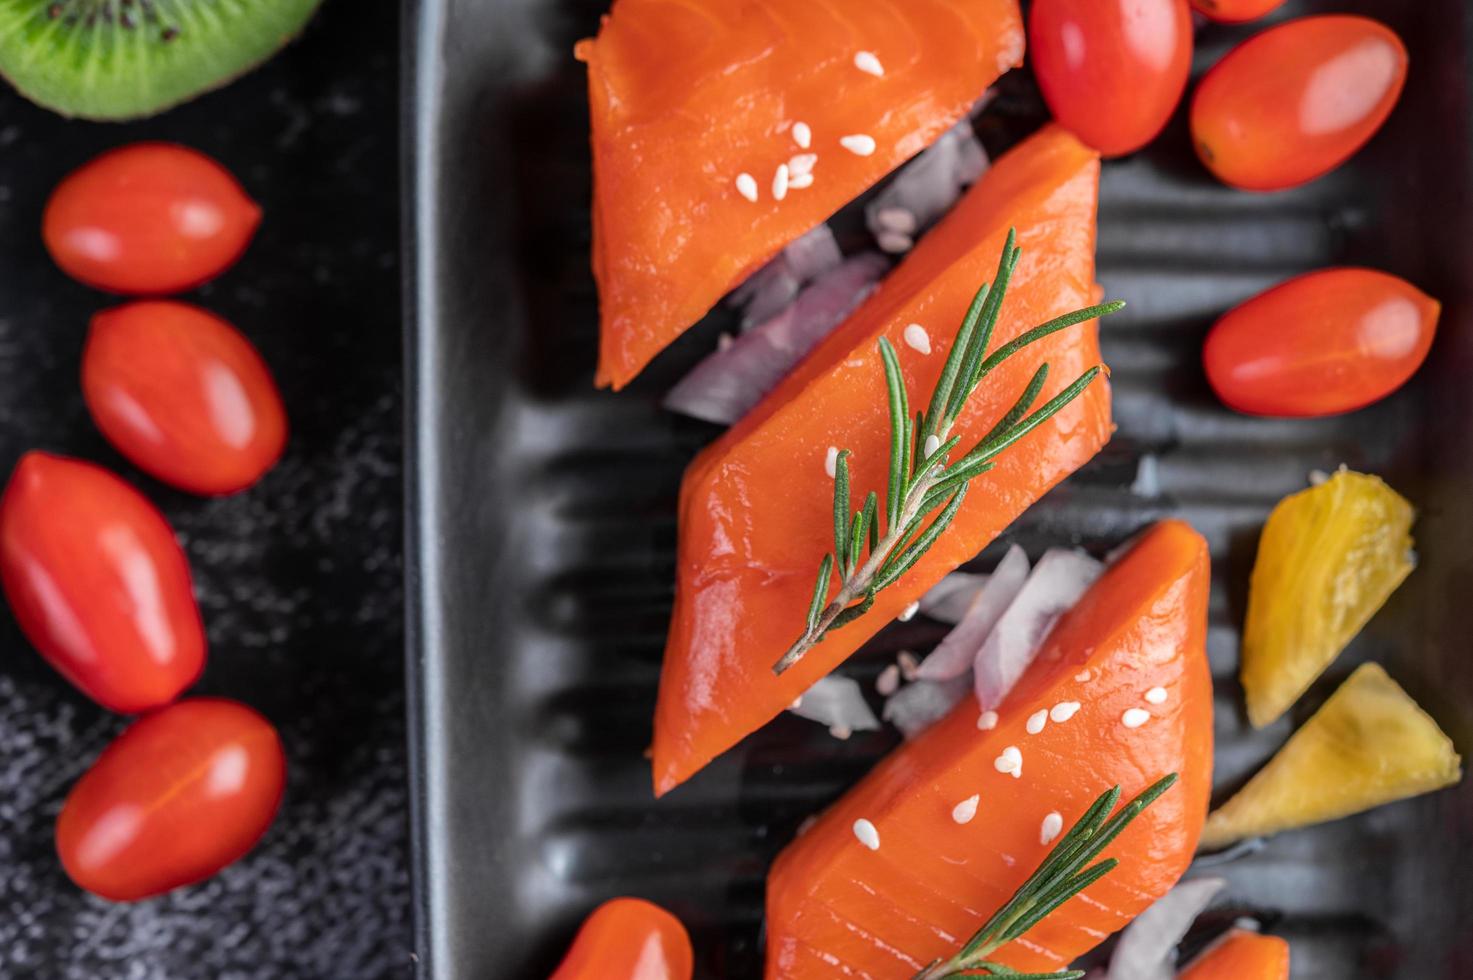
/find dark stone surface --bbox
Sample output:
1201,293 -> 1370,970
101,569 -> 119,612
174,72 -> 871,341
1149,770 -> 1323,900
0,3 -> 411,978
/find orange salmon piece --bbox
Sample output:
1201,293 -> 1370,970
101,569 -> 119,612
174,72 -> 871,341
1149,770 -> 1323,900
1179,929 -> 1290,980
576,0 -> 1026,388
764,520 -> 1214,977
654,125 -> 1109,795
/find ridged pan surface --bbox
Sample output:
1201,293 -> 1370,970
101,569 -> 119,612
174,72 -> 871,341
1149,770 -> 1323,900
404,1 -> 1473,977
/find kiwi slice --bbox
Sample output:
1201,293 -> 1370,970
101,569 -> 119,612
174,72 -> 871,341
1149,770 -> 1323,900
0,0 -> 322,121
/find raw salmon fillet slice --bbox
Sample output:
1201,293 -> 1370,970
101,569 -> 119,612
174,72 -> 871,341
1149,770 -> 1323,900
765,520 -> 1215,978
653,125 -> 1109,795
1179,929 -> 1290,980
576,0 -> 1026,388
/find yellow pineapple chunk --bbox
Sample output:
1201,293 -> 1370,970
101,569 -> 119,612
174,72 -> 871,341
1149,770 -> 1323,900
1242,469 -> 1415,728
1202,663 -> 1461,848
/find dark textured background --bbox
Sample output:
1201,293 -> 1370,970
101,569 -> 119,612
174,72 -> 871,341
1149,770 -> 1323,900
0,2 -> 412,978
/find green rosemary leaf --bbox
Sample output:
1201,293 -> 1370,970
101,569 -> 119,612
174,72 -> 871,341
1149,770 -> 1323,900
924,280 -> 991,444
828,592 -> 875,631
833,449 -> 852,570
971,301 -> 1124,388
909,434 -> 963,494
805,554 -> 834,631
909,409 -> 924,482
977,363 -> 1049,450
880,338 -> 908,534
873,486 -> 968,591
866,492 -> 880,554
957,367 -> 1102,473
1002,859 -> 1117,944
918,461 -> 994,515
850,492 -> 878,569
946,231 -> 1020,421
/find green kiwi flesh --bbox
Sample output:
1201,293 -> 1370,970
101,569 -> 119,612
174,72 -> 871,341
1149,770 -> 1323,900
0,0 -> 323,121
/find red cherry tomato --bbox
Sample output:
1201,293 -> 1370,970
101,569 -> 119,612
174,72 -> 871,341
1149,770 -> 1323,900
1029,0 -> 1193,157
550,898 -> 693,980
1191,16 -> 1408,191
43,143 -> 261,295
1204,268 -> 1439,417
83,302 -> 288,496
1189,0 -> 1286,24
56,699 -> 286,902
0,452 -> 205,713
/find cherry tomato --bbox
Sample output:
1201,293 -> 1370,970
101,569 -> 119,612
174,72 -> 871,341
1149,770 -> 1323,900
1204,268 -> 1439,417
1191,16 -> 1408,191
550,898 -> 693,980
83,302 -> 288,496
1190,0 -> 1286,23
1030,0 -> 1193,157
0,452 -> 205,713
56,699 -> 286,902
43,143 -> 261,295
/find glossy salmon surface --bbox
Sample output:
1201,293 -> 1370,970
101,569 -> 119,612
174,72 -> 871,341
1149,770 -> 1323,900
1179,929 -> 1290,980
576,0 -> 1026,388
654,126 -> 1110,795
764,520 -> 1214,977
549,898 -> 693,980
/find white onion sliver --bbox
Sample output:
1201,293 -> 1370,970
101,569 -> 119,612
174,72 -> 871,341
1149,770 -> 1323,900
973,549 -> 1104,712
789,674 -> 881,733
918,545 -> 1030,681
728,224 -> 844,330
917,572 -> 990,625
665,253 -> 889,425
865,116 -> 990,243
882,675 -> 970,739
1099,877 -> 1226,980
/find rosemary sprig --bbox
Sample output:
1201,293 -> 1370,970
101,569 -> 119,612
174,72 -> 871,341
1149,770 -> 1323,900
772,229 -> 1124,675
913,773 -> 1180,980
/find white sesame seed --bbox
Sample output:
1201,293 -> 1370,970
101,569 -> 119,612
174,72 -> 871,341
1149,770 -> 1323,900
898,650 -> 920,681
772,163 -> 790,201
903,323 -> 932,354
952,795 -> 980,825
854,50 -> 885,77
788,153 -> 818,176
791,696 -> 803,710
994,745 -> 1022,777
898,601 -> 920,623
877,230 -> 913,253
735,172 -> 759,202
840,134 -> 877,156
792,121 -> 812,149
717,331 -> 735,352
830,724 -> 852,740
825,446 -> 839,478
977,710 -> 999,731
1040,811 -> 1064,845
853,818 -> 881,850
876,664 -> 900,696
1122,708 -> 1151,729
1145,686 -> 1168,705
1075,669 -> 1092,682
877,207 -> 918,235
923,434 -> 941,459
1050,701 -> 1081,723
1026,709 -> 1048,735
788,172 -> 814,190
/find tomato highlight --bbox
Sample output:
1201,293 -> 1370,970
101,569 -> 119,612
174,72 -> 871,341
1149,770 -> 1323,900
84,301 -> 288,496
1204,268 -> 1439,417
43,143 -> 261,295
0,452 -> 206,713
1029,0 -> 1193,158
56,698 -> 286,902
1190,0 -> 1287,24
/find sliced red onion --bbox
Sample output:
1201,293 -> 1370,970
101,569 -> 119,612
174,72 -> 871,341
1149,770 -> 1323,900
1093,877 -> 1226,980
665,253 -> 888,425
918,572 -> 990,625
865,118 -> 990,252
882,675 -> 971,739
973,549 -> 1104,712
789,674 -> 881,734
918,545 -> 1030,681
728,224 -> 845,330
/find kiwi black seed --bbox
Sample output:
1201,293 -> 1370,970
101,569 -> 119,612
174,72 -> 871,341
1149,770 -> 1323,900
0,0 -> 323,121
